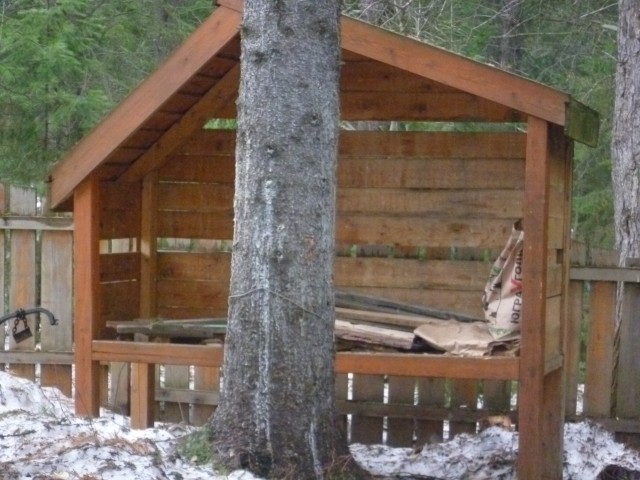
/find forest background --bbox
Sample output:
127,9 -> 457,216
0,0 -> 617,249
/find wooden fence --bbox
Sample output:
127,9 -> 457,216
1,184 -> 639,448
0,185 -> 74,396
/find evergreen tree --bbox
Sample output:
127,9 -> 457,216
0,0 -> 211,184
209,1 -> 365,477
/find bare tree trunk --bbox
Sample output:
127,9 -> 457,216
359,0 -> 386,24
612,0 -> 640,266
497,0 -> 524,70
209,1 -> 365,479
611,0 -> 640,418
487,0 -> 524,71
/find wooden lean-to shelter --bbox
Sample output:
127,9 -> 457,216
47,1 -> 598,478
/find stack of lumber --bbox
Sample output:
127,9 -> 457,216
333,290 -> 485,353
111,290 -> 499,355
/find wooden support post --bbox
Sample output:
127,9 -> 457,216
73,175 -> 102,417
540,124 -> 572,479
130,173 -> 159,428
131,362 -> 156,428
518,116 -> 556,479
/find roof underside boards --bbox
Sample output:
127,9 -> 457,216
116,52 -> 526,184
48,6 -> 242,210
49,1 -> 598,211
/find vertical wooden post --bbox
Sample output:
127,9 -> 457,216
192,366 -> 221,425
140,172 -> 158,320
335,373 -> 349,439
565,280 -> 584,417
74,175 -> 102,417
416,378 -> 445,444
518,116 -> 551,479
131,361 -> 156,428
540,124 -> 572,479
616,282 -> 640,446
350,374 -> 384,444
8,186 -> 37,380
617,282 -> 640,416
387,376 -> 416,447
131,173 -> 158,428
584,281 -> 617,416
40,230 -> 74,396
449,379 -> 478,437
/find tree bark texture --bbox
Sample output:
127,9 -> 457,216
209,1 -> 362,478
612,0 -> 640,266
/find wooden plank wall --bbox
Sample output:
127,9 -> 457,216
156,128 -> 526,317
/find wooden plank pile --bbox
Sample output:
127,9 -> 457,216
112,290 -> 504,356
334,290 -> 484,353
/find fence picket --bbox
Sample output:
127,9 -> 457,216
387,376 -> 416,447
584,281 -> 617,417
8,186 -> 37,380
616,283 -> 640,420
350,374 -> 384,444
40,230 -> 74,395
449,379 -> 478,436
565,280 -> 585,416
416,378 -> 445,444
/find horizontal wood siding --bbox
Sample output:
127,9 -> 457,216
100,181 -> 141,239
154,128 -> 525,317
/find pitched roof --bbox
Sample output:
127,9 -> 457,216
48,0 -> 598,210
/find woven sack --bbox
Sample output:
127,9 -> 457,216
482,220 -> 524,340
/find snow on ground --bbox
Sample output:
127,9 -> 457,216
0,370 -> 639,479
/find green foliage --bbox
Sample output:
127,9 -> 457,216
177,426 -> 212,465
0,0 -> 211,184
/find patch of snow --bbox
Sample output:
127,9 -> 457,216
0,370 -> 638,479
353,422 -> 640,479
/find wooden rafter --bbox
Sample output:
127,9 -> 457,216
120,64 -> 240,182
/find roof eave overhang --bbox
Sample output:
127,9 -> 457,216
48,4 -> 242,210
